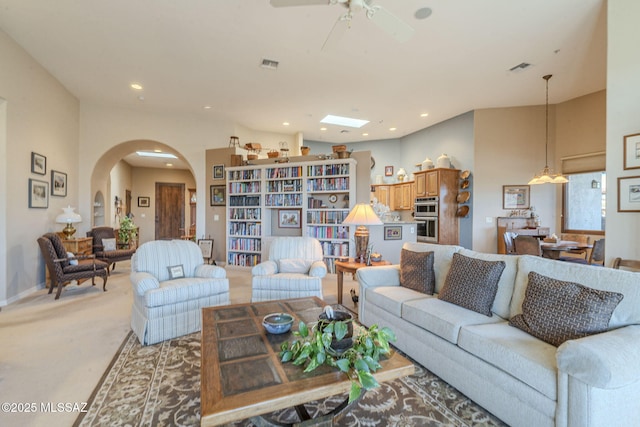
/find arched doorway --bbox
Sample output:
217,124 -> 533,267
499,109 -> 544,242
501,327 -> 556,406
90,140 -> 196,245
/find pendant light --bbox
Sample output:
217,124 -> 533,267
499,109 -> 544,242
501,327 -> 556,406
528,74 -> 568,185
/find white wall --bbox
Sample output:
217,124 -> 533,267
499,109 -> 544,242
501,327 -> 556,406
0,29 -> 80,304
605,0 -> 640,263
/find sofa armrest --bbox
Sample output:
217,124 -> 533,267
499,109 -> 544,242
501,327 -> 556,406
130,271 -> 160,296
252,260 -> 278,276
557,325 -> 640,388
195,264 -> 226,279
356,265 -> 401,289
309,260 -> 327,278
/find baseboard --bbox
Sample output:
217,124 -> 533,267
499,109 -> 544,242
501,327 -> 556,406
0,283 -> 42,306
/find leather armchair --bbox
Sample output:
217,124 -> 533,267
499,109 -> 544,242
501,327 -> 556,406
251,236 -> 327,302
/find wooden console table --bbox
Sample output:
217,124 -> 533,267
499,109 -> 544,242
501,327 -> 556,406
334,258 -> 391,304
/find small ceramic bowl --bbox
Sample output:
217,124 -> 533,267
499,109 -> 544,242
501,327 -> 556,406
262,313 -> 294,334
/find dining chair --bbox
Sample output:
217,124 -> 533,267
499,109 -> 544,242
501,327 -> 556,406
561,238 -> 605,266
503,232 -> 518,255
514,235 -> 542,256
613,257 -> 640,272
560,233 -> 590,260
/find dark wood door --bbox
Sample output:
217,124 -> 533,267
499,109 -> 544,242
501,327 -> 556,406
155,183 -> 185,240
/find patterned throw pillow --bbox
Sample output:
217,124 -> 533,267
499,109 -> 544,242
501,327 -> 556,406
399,249 -> 435,294
102,238 -> 117,251
509,272 -> 624,346
438,253 -> 506,316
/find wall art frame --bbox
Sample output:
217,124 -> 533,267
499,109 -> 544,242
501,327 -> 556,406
623,133 -> 640,170
617,175 -> 640,212
198,239 -> 214,260
51,170 -> 67,197
384,165 -> 394,176
29,178 -> 49,208
279,209 -> 301,228
31,152 -> 46,175
138,196 -> 150,207
384,225 -> 402,240
211,185 -> 226,206
213,164 -> 225,180
502,185 -> 530,210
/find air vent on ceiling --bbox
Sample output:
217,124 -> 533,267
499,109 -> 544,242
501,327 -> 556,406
509,62 -> 532,72
260,58 -> 279,70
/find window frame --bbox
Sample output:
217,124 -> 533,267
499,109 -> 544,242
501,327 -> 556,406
561,169 -> 606,235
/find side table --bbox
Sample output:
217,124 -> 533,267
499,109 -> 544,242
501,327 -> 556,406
334,258 -> 392,304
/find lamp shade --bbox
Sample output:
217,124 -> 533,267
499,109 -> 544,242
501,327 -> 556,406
342,203 -> 383,226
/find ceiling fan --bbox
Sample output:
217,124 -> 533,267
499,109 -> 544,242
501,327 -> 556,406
270,0 -> 415,50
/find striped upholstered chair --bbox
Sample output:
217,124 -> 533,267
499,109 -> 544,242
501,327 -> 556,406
130,239 -> 230,345
251,236 -> 327,302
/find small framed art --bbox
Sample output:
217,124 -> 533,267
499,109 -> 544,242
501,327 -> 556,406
502,185 -> 530,210
198,239 -> 214,259
29,178 -> 49,208
51,170 -> 67,197
211,185 -> 226,206
138,196 -> 150,207
213,164 -> 225,180
617,175 -> 640,212
384,166 -> 394,176
384,226 -> 402,240
31,152 -> 46,175
279,209 -> 301,228
624,133 -> 640,170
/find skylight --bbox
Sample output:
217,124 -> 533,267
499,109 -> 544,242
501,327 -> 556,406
136,151 -> 177,159
320,115 -> 369,128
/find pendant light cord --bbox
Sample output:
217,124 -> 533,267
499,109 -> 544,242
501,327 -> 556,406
543,74 -> 552,169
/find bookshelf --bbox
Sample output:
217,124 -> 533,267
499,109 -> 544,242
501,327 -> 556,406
225,159 -> 356,271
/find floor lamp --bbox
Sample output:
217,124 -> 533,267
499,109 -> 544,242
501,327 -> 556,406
342,203 -> 383,264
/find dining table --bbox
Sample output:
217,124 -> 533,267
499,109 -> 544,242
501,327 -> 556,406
540,240 -> 593,260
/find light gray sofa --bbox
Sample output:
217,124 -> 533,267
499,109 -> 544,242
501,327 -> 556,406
357,242 -> 640,427
130,239 -> 230,345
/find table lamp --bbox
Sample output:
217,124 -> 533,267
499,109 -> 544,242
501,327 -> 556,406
56,206 -> 82,239
342,203 -> 383,263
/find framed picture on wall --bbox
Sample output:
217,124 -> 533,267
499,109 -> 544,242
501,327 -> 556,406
502,185 -> 530,210
29,178 -> 49,208
384,166 -> 394,176
624,133 -> 640,170
198,239 -> 213,259
213,164 -> 225,180
31,152 -> 46,175
384,226 -> 402,240
211,185 -> 225,206
51,170 -> 67,197
617,175 -> 640,212
138,196 -> 150,207
279,209 -> 301,228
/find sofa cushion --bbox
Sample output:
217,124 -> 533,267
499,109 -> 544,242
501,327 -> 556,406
365,286 -> 428,318
438,253 -> 506,316
401,242 -> 463,293
400,249 -> 435,294
459,249 -> 519,319
143,277 -> 230,307
278,258 -> 312,274
458,322 -> 558,400
402,297 -> 503,344
509,272 -> 623,346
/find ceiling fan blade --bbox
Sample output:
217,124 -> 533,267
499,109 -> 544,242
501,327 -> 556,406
321,15 -> 350,51
368,6 -> 414,42
270,0 -> 330,7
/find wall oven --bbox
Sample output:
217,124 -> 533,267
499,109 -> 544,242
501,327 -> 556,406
414,197 -> 438,217
415,217 -> 438,243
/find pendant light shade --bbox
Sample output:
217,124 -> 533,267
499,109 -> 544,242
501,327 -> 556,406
529,74 -> 568,185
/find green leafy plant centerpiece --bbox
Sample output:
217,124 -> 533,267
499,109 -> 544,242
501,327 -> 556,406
118,215 -> 138,248
279,307 -> 396,403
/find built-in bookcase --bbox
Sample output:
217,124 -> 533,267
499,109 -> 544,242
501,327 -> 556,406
226,159 -> 356,272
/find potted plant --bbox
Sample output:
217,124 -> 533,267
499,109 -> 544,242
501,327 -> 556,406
118,215 -> 138,248
279,308 -> 396,403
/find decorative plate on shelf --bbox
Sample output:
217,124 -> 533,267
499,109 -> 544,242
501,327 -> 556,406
457,191 -> 470,203
328,194 -> 338,203
460,170 -> 471,179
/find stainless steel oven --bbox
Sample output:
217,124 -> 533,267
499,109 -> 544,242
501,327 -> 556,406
414,197 -> 438,217
416,217 -> 438,243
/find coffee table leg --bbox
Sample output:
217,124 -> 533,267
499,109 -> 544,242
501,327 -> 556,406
250,393 -> 361,426
336,269 -> 344,305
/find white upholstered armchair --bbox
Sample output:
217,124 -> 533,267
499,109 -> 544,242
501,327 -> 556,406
251,236 -> 327,302
130,239 -> 230,345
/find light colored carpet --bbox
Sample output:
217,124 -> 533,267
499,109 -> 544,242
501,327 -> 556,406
0,262 -> 359,427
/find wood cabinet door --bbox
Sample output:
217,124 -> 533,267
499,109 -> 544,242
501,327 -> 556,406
374,185 -> 390,206
415,173 -> 426,197
426,171 -> 439,196
400,183 -> 412,209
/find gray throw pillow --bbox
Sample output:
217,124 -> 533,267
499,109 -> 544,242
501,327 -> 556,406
400,249 -> 435,294
438,253 -> 506,316
509,272 -> 624,347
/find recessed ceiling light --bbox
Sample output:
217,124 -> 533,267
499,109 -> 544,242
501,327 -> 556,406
165,163 -> 173,167
420,113 -> 429,117
283,122 -> 290,126
154,149 -> 162,152
362,133 -> 369,136
320,115 -> 369,128
389,127 -> 397,131
414,7 -> 433,20
320,127 -> 327,131
203,105 -> 212,109
130,83 -> 143,90
136,151 -> 177,159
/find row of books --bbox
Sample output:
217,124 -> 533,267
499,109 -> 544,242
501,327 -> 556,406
228,195 -> 261,206
229,182 -> 261,194
227,253 -> 261,267
228,222 -> 261,236
306,210 -> 349,224
306,163 -> 350,177
266,180 -> 303,192
307,177 -> 350,192
228,169 -> 261,181
266,166 -> 303,179
228,237 -> 261,252
229,208 -> 261,220
306,225 -> 349,239
264,194 -> 303,207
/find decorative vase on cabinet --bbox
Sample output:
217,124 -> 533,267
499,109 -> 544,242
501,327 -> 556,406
436,154 -> 451,169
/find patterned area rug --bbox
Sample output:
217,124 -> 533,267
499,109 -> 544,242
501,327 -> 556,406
75,331 -> 507,427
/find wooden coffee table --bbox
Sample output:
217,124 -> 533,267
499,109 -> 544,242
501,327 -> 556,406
200,297 -> 414,426
334,258 -> 392,304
